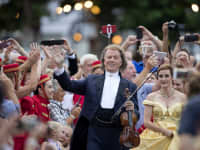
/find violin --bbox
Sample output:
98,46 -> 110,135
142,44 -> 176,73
119,89 -> 140,148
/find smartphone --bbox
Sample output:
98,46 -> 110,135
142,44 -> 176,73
184,35 -> 199,42
153,51 -> 167,65
0,40 -> 11,49
40,40 -> 65,46
173,68 -> 190,79
101,25 -> 117,34
136,27 -> 143,40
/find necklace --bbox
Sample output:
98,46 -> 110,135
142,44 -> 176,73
159,88 -> 175,98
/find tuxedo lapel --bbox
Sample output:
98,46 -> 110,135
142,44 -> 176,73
95,75 -> 105,104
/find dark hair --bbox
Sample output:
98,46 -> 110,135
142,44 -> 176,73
157,64 -> 173,78
176,48 -> 190,60
34,83 -> 46,95
100,44 -> 127,71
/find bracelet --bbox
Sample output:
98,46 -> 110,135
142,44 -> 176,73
70,114 -> 75,119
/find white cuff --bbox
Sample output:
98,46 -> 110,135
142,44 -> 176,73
54,67 -> 65,76
66,53 -> 76,59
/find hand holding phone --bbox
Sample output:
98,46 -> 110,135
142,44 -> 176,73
40,40 -> 65,46
153,51 -> 167,65
184,35 -> 199,42
136,27 -> 143,40
0,40 -> 12,49
173,68 -> 190,79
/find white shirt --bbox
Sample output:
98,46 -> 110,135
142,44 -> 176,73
54,68 -> 121,109
100,71 -> 120,109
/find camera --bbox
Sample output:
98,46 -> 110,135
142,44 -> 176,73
0,40 -> 11,49
136,27 -> 143,40
153,51 -> 167,65
173,68 -> 190,79
168,20 -> 177,30
40,40 -> 65,46
184,35 -> 199,42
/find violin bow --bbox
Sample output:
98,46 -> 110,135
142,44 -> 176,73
75,96 -> 82,107
111,69 -> 158,121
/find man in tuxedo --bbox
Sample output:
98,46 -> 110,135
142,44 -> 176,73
54,44 -> 139,150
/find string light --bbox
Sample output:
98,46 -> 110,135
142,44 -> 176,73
73,32 -> 83,42
56,7 -> 63,15
84,0 -> 93,9
112,35 -> 123,45
91,5 -> 101,15
74,2 -> 83,11
191,3 -> 199,12
63,4 -> 72,13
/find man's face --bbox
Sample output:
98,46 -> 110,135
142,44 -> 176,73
44,80 -> 54,99
81,59 -> 94,77
122,63 -> 136,81
104,49 -> 122,73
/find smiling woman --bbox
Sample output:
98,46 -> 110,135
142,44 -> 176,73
132,64 -> 187,150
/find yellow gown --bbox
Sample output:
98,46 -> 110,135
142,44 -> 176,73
132,99 -> 184,150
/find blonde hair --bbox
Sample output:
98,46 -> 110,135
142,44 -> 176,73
47,121 -> 62,137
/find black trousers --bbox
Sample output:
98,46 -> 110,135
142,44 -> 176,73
87,125 -> 128,150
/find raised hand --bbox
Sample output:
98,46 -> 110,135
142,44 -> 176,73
162,22 -> 168,35
8,38 -> 23,51
138,26 -> 155,41
29,42 -> 40,63
121,35 -> 138,50
62,39 -> 73,55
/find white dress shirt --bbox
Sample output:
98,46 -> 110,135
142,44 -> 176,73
100,71 -> 120,109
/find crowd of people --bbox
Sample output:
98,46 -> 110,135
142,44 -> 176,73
0,21 -> 200,150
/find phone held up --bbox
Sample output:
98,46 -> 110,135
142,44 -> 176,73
0,40 -> 12,49
40,40 -> 65,46
184,35 -> 199,42
153,51 -> 167,65
136,27 -> 143,40
173,68 -> 191,79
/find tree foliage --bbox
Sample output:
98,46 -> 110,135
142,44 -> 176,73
0,0 -> 49,32
95,0 -> 200,37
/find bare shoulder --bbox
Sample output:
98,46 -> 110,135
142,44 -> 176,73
146,90 -> 160,101
174,89 -> 187,103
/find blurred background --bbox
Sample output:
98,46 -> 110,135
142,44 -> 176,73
0,0 -> 199,57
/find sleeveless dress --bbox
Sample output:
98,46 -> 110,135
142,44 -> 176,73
132,99 -> 184,150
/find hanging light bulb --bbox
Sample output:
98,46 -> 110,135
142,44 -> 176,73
112,35 -> 123,45
73,32 -> 83,42
74,2 -> 83,11
56,7 -> 63,15
191,3 -> 199,12
84,0 -> 93,9
63,4 -> 72,13
91,5 -> 101,15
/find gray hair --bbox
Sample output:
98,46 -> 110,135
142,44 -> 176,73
80,54 -> 98,65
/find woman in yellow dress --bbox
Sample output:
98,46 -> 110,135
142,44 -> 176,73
133,64 -> 187,150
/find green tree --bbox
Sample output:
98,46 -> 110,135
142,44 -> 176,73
0,0 -> 49,39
